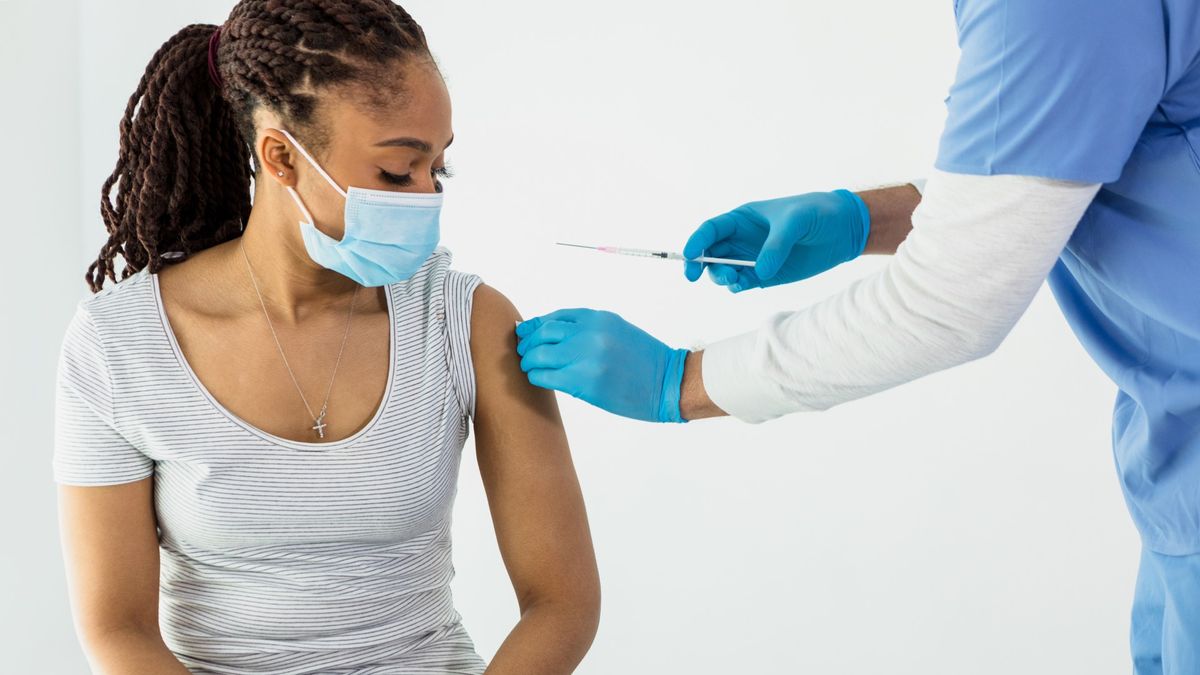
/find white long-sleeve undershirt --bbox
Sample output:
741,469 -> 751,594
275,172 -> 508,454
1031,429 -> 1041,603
700,169 -> 1102,424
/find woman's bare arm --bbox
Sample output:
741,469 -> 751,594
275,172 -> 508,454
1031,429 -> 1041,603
57,478 -> 191,674
468,284 -> 601,675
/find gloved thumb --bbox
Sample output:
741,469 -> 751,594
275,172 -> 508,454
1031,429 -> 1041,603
755,226 -> 801,280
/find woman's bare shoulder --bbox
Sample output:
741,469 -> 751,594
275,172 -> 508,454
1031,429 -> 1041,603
155,241 -> 244,319
466,283 -> 561,418
467,283 -> 522,376
469,283 -> 521,330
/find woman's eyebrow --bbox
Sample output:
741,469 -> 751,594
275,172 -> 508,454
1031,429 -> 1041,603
374,135 -> 455,153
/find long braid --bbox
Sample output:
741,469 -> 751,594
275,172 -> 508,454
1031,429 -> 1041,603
88,0 -> 431,293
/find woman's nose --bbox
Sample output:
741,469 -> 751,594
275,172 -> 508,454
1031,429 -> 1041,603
411,172 -> 440,194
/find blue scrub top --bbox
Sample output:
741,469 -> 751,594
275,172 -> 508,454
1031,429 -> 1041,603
937,0 -> 1200,555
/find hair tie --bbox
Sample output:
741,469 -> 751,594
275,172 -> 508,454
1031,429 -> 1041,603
207,26 -> 224,89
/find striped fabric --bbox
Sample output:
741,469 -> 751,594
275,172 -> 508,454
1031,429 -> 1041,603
53,247 -> 488,675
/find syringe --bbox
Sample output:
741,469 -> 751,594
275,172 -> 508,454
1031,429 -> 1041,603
556,242 -> 756,267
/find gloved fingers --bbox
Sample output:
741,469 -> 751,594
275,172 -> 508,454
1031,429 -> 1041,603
515,316 -> 544,339
525,368 -> 575,396
684,212 -> 740,259
756,221 -> 804,280
704,241 -> 758,265
519,343 -> 576,373
698,241 -> 751,286
515,308 -> 590,338
683,212 -> 741,281
704,240 -> 743,258
516,319 -> 579,356
727,267 -> 762,294
706,263 -> 740,287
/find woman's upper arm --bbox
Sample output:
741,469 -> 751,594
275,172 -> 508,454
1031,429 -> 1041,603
58,478 -> 162,641
467,283 -> 600,613
54,303 -> 162,641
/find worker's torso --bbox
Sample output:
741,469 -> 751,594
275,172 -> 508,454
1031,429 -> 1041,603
1046,2 -> 1200,554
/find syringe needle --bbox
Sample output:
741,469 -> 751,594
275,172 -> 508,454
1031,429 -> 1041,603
556,241 -> 756,267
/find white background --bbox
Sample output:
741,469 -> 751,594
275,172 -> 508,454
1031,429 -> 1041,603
2,1 -> 1140,673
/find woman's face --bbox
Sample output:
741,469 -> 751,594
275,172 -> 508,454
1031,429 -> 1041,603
267,59 -> 454,242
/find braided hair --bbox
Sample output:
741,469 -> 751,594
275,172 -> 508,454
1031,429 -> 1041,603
88,0 -> 432,292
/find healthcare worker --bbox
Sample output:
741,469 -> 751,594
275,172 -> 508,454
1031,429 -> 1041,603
514,1 -> 1200,671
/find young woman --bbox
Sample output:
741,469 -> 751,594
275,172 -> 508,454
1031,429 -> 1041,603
52,2 -> 600,673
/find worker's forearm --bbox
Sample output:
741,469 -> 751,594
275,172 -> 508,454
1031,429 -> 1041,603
679,185 -> 921,421
680,350 -> 725,421
83,627 -> 191,674
485,599 -> 599,674
858,184 -> 921,255
694,171 -> 1101,423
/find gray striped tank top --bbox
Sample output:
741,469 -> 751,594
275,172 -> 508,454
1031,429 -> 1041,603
53,246 -> 488,674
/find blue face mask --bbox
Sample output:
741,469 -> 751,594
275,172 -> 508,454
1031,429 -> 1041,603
279,128 -> 442,287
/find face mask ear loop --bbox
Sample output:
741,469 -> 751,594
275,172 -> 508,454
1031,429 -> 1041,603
277,128 -> 348,199
285,186 -> 317,226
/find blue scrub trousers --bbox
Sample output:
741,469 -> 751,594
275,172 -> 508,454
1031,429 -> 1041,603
1131,547 -> 1200,674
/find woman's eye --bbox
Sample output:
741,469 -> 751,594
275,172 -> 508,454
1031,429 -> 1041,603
378,165 -> 454,187
378,168 -> 413,186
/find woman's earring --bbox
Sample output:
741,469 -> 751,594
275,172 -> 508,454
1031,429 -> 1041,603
277,170 -> 285,177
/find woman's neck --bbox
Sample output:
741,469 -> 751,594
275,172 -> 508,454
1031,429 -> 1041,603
230,189 -> 361,323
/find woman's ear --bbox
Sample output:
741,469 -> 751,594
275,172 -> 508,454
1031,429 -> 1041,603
258,128 -> 297,185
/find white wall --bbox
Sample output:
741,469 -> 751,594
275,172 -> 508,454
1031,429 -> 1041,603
4,1 -> 1139,673
0,1 -> 89,673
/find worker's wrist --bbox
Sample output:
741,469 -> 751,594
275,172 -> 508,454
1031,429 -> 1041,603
658,347 -> 690,423
857,183 -> 922,255
678,350 -> 727,421
832,188 -> 871,260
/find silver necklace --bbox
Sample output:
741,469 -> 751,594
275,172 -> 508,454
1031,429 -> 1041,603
238,240 -> 358,439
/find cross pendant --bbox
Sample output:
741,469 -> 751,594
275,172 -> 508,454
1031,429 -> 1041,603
312,411 -> 328,439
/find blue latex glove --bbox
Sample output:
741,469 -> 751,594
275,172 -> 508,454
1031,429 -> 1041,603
515,309 -> 689,424
683,189 -> 871,292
